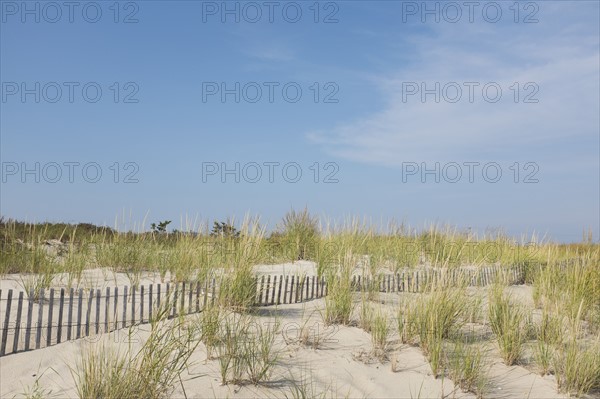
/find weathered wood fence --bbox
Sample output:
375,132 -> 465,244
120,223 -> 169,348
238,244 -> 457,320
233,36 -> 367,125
0,264 -> 524,357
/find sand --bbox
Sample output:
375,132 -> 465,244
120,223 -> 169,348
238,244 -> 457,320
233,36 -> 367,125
0,263 -> 571,398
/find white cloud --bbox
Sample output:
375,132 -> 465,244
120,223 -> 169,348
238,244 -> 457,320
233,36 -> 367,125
308,5 -> 600,167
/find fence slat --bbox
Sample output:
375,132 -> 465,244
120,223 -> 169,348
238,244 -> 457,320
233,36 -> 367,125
122,286 -> 128,328
195,281 -> 200,313
283,276 -> 289,304
165,283 -> 170,312
211,278 -> 216,305
416,271 -> 420,292
296,275 -> 301,303
36,289 -> 45,349
46,289 -> 55,347
270,276 -> 276,305
289,276 -> 295,304
171,283 -> 177,319
95,289 -> 101,335
25,290 -> 34,351
11,292 -> 24,354
57,289 -> 65,344
149,284 -> 154,321
104,288 -> 110,333
203,280 -> 209,309
85,289 -> 93,337
305,276 -> 309,301
113,287 -> 119,330
266,276 -> 271,306
132,286 -> 137,324
181,282 -> 186,315
258,276 -> 265,306
316,275 -> 320,297
76,288 -> 83,339
0,290 -> 13,356
189,282 -> 194,314
156,284 -> 161,311
140,285 -> 145,322
277,275 -> 283,305
67,289 -> 74,341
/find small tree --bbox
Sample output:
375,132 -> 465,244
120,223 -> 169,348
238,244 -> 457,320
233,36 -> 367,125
210,221 -> 240,239
150,220 -> 171,234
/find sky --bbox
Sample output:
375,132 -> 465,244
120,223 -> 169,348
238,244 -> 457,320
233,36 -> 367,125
0,0 -> 599,242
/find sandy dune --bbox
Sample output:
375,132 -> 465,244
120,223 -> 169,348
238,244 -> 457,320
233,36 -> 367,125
0,262 -> 573,398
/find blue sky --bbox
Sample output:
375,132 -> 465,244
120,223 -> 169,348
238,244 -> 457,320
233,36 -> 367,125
1,0 -> 598,241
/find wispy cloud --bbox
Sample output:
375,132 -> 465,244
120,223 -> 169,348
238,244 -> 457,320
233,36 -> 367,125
308,4 -> 599,167
244,42 -> 296,62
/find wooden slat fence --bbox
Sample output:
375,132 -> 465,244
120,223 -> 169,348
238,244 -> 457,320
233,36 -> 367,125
0,264 -> 524,357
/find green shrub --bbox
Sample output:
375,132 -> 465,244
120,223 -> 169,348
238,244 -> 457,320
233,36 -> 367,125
488,285 -> 528,365
279,208 -> 319,260
446,337 -> 489,398
73,299 -> 199,399
323,250 -> 354,325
